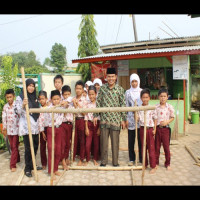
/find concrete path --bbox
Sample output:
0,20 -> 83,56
0,124 -> 200,185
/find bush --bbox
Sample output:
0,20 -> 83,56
0,56 -> 19,123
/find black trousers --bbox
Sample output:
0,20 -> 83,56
23,134 -> 39,173
128,129 -> 142,163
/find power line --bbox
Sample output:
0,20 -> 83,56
115,15 -> 123,44
158,26 -> 174,38
162,21 -> 179,37
0,15 -> 42,26
0,16 -> 81,52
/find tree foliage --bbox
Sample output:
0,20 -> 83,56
76,15 -> 100,82
0,56 -> 19,122
6,50 -> 41,69
50,43 -> 67,73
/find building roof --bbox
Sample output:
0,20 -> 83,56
72,45 -> 200,63
100,35 -> 200,53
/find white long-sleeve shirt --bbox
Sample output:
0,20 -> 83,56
15,96 -> 39,136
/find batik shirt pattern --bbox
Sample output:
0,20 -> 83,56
125,88 -> 142,130
138,108 -> 156,127
15,96 -> 39,136
154,103 -> 175,126
94,83 -> 127,130
2,101 -> 19,135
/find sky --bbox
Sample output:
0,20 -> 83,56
0,14 -> 200,64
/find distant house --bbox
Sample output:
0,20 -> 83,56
45,65 -> 57,73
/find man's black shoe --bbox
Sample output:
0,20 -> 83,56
100,163 -> 106,167
37,166 -> 43,170
25,171 -> 32,177
113,164 -> 119,167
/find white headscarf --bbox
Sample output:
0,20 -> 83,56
129,73 -> 142,102
93,78 -> 102,87
85,81 -> 93,87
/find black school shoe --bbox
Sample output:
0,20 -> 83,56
25,171 -> 32,177
100,163 -> 106,167
113,164 -> 119,167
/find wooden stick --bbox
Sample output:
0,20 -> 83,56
54,169 -> 67,185
15,165 -> 25,185
185,145 -> 200,164
131,168 -> 136,185
68,166 -> 142,171
134,100 -> 139,167
70,114 -> 76,165
50,112 -> 55,186
142,110 -> 147,185
21,67 -> 38,182
29,105 -> 156,114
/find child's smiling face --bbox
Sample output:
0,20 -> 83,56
141,93 -> 150,105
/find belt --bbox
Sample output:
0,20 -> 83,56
64,121 -> 72,125
157,125 -> 169,128
75,117 -> 84,120
140,126 -> 153,130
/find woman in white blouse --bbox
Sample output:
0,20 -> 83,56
15,79 -> 42,177
125,73 -> 143,166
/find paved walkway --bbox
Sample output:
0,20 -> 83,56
0,124 -> 200,185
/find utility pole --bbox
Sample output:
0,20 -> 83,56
132,14 -> 138,42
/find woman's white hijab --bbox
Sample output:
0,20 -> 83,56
129,73 -> 141,102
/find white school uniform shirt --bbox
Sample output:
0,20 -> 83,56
84,100 -> 100,121
138,107 -> 156,127
15,96 -> 39,136
38,107 -> 49,132
62,96 -> 74,122
2,101 -> 19,135
44,104 -> 64,127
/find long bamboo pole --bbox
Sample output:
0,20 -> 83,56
21,67 -> 38,182
68,166 -> 142,171
134,100 -> 138,167
50,112 -> 55,186
142,110 -> 147,185
70,114 -> 76,165
29,105 -> 156,114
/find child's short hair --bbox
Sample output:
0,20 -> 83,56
75,80 -> 84,88
5,89 -> 15,96
88,85 -> 97,93
158,88 -> 168,96
140,88 -> 150,98
54,74 -> 64,84
62,85 -> 71,94
51,90 -> 61,99
38,90 -> 47,98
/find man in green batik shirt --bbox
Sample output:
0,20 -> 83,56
93,67 -> 127,167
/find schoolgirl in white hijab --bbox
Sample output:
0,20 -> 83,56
129,73 -> 142,105
93,78 -> 102,94
125,73 -> 143,165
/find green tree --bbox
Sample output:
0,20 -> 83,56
24,65 -> 50,75
7,51 -> 42,69
76,15 -> 100,82
0,56 -> 18,122
50,43 -> 67,73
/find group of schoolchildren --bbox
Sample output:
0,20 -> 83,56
126,73 -> 175,174
2,71 -> 174,179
